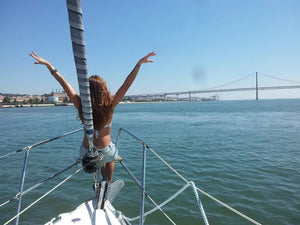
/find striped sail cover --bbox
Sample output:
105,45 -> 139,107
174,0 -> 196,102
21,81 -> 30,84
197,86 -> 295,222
66,0 -> 94,150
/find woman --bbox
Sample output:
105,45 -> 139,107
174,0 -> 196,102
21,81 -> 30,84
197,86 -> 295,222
29,51 -> 156,183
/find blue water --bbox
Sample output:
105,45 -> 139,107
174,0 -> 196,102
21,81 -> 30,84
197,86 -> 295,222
0,100 -> 299,225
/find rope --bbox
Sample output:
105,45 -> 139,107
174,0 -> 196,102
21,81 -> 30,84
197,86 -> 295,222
126,182 -> 191,223
126,181 -> 209,225
190,181 -> 209,225
147,147 -> 262,225
4,168 -> 82,225
126,190 -> 177,224
145,194 -> 176,225
66,0 -> 94,150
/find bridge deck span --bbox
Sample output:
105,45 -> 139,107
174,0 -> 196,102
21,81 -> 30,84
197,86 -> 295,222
127,85 -> 300,98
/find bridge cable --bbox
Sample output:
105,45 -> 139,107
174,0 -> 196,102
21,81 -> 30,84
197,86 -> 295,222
207,72 -> 255,90
258,72 -> 300,84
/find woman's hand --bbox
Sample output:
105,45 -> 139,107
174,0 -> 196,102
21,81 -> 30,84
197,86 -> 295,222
29,51 -> 51,66
137,52 -> 156,66
29,51 -> 80,108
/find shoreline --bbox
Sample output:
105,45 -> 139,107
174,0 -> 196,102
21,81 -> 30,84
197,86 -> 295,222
0,100 -> 214,108
0,103 -> 74,108
2,98 -> 299,109
0,101 -> 170,108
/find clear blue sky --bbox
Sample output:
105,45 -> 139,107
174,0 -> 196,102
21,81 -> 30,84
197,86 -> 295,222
1,0 -> 300,100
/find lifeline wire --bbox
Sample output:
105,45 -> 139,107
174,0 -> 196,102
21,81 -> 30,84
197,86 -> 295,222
0,128 -> 83,159
117,128 -> 207,224
119,160 -> 177,225
117,127 -> 261,225
0,160 -> 80,208
147,146 -> 262,225
4,168 -> 82,225
126,182 -> 209,225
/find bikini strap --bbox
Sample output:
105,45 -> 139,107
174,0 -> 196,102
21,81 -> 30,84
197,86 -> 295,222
104,123 -> 112,128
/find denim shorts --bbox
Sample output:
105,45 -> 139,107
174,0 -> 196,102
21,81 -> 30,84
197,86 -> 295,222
79,142 -> 118,164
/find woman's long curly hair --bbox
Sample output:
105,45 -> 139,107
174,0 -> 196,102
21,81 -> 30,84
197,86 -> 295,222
78,75 -> 113,129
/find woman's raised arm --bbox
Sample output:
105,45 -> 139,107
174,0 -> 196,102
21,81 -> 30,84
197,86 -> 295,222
112,52 -> 156,108
29,51 -> 81,109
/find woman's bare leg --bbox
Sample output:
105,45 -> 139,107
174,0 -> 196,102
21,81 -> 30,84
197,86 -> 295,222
101,162 -> 115,183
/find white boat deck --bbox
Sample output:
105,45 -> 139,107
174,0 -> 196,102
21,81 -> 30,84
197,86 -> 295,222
45,198 -> 129,225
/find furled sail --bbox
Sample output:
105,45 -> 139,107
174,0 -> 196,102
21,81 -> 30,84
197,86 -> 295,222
66,0 -> 94,150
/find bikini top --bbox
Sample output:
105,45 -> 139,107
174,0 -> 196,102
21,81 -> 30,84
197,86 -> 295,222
95,123 -> 112,139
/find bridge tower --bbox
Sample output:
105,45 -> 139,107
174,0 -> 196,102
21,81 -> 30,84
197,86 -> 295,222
256,72 -> 258,100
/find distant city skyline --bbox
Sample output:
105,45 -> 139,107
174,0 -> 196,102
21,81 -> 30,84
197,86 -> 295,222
2,71 -> 300,101
0,89 -> 66,96
1,0 -> 300,100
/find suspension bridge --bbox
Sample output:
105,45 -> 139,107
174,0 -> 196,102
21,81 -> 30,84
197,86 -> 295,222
125,72 -> 300,101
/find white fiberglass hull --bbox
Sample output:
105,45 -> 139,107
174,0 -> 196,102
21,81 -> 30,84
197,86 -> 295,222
45,198 -> 130,225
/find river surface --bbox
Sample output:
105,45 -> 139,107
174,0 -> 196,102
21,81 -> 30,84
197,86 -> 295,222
0,99 -> 299,225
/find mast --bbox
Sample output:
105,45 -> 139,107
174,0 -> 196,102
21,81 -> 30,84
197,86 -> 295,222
66,0 -> 94,150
